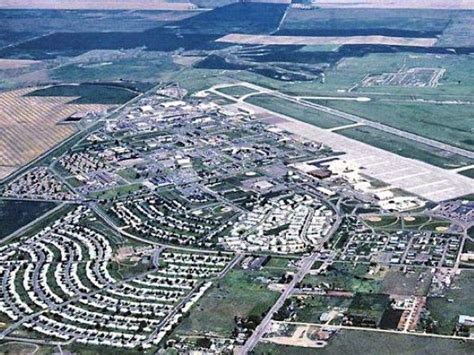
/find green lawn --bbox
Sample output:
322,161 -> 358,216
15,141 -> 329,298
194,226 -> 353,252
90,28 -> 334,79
293,295 -> 352,323
175,269 -> 281,337
246,94 -> 353,129
362,215 -> 400,229
335,126 -> 474,169
88,183 -> 144,200
320,100 -> 474,152
300,262 -> 383,294
426,270 -> 474,335
216,85 -> 258,98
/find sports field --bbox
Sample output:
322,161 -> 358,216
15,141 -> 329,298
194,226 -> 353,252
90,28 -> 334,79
0,88 -> 110,180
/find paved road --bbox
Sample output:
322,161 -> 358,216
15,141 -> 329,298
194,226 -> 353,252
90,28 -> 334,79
239,188 -> 343,354
0,266 -> 158,339
238,253 -> 317,354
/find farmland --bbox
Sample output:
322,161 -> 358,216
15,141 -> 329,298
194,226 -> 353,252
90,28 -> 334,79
27,83 -> 141,105
0,0 -> 197,10
0,87 -> 110,180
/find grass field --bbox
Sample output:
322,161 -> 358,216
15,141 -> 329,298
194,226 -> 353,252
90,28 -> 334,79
301,262 -> 383,294
348,292 -> 390,325
336,126 -> 474,169
246,94 -> 353,129
88,183 -> 144,200
175,268 -> 281,337
381,267 -> 432,296
293,295 -> 352,323
254,329 -> 474,354
363,214 -> 451,232
0,199 -> 57,239
27,83 -> 139,105
215,85 -> 258,99
321,99 -> 474,152
0,87 -> 110,180
362,215 -> 400,229
426,270 -> 474,335
50,52 -> 179,85
459,168 -> 474,179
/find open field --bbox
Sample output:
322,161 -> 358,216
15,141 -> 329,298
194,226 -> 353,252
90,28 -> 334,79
293,295 -> 353,323
0,0 -> 197,10
337,126 -> 474,169
216,85 -> 258,99
0,58 -> 39,69
426,270 -> 474,335
307,0 -> 474,9
254,330 -> 474,354
319,100 -> 474,152
0,87 -> 110,180
281,8 -> 450,36
175,268 -> 281,337
247,94 -> 352,129
217,34 -> 438,47
0,199 -> 57,239
181,52 -> 474,103
27,83 -> 141,105
380,267 -> 432,296
301,262 -> 383,294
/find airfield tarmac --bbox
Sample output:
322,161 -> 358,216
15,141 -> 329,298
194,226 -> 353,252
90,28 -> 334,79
211,92 -> 473,202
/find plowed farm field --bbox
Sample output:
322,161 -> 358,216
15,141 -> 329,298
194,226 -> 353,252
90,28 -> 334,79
0,87 -> 109,179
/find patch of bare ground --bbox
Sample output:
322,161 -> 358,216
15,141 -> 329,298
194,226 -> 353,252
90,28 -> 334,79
0,0 -> 197,10
217,34 -> 437,47
0,59 -> 39,70
307,0 -> 474,10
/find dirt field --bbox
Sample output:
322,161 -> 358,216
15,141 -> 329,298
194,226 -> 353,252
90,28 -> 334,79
216,34 -> 437,47
307,0 -> 474,9
0,59 -> 39,70
0,88 -> 110,180
0,0 -> 197,10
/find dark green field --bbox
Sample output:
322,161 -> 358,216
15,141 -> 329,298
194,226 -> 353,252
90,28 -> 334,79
0,199 -> 57,239
426,270 -> 474,335
175,268 -> 282,337
319,100 -> 474,152
27,83 -> 141,104
246,94 -> 352,129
